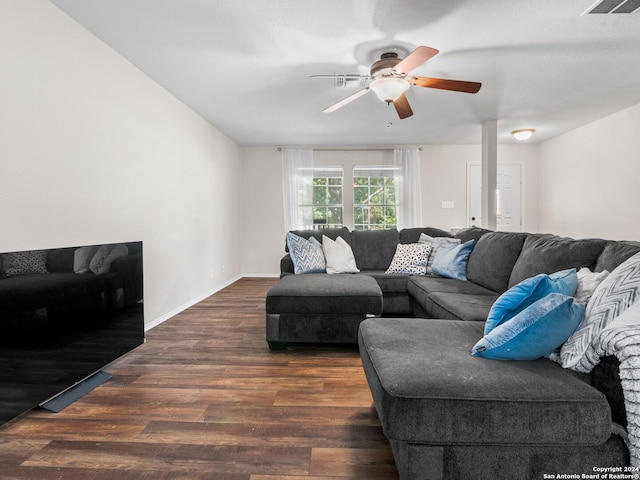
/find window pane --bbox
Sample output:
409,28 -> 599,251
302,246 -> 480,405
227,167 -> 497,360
328,186 -> 342,203
354,186 -> 369,204
370,189 -> 384,205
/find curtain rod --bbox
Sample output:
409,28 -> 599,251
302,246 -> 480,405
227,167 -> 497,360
277,147 -> 423,152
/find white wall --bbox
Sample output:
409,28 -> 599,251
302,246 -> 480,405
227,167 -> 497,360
538,102 -> 640,240
420,144 -> 538,233
0,0 -> 242,328
240,144 -> 538,276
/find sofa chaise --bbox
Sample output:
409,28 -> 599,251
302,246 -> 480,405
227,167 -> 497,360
265,226 -> 640,479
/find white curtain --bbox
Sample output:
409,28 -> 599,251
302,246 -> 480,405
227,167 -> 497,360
393,147 -> 423,229
282,148 -> 314,232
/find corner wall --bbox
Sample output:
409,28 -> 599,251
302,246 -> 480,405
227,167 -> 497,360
538,103 -> 640,240
0,0 -> 242,328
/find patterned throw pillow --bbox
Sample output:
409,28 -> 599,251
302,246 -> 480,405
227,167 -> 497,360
90,243 -> 129,275
557,252 -> 640,372
4,250 -> 49,276
385,243 -> 432,275
286,232 -> 326,274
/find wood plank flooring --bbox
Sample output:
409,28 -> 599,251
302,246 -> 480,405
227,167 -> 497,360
0,278 -> 398,479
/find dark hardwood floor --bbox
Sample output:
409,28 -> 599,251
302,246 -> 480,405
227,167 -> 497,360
0,278 -> 398,479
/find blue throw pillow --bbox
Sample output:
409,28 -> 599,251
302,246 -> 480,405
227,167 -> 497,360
286,232 -> 326,274
471,293 -> 585,361
484,268 -> 578,335
431,240 -> 475,280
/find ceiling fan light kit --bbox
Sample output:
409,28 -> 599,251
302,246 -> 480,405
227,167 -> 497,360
370,77 -> 410,103
315,46 -> 482,120
511,128 -> 536,140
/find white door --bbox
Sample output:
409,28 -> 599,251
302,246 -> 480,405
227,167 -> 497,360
467,164 -> 522,232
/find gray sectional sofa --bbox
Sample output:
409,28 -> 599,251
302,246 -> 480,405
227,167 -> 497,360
265,226 -> 640,479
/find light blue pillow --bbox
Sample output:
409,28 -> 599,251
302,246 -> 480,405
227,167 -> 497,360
484,268 -> 578,335
431,240 -> 475,280
286,232 -> 326,274
471,293 -> 585,361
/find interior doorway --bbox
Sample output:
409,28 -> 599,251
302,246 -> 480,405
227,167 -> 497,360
467,164 -> 522,232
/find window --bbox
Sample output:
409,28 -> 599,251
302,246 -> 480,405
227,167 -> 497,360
299,167 -> 343,229
353,166 -> 397,230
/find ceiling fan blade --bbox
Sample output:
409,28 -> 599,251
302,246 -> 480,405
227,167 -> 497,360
322,88 -> 370,113
393,46 -> 439,75
393,94 -> 413,119
310,74 -> 370,79
412,76 -> 482,94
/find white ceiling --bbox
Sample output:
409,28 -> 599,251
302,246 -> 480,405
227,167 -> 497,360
50,0 -> 640,146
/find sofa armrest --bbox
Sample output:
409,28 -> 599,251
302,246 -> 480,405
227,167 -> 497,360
280,254 -> 294,275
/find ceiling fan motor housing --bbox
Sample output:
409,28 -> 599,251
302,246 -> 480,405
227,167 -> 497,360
370,52 -> 403,78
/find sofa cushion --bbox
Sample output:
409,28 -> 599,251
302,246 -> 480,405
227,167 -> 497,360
425,292 -> 497,321
472,293 -> 585,360
484,268 -> 578,335
266,273 -> 382,315
466,232 -> 526,293
351,229 -> 400,271
399,227 -> 452,244
595,240 -> 640,273
358,317 -> 612,446
407,276 -> 498,315
508,235 -> 606,288
360,271 -> 410,294
431,240 -> 475,280
454,227 -> 492,244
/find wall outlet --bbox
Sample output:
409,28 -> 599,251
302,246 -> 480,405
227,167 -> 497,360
441,201 -> 455,209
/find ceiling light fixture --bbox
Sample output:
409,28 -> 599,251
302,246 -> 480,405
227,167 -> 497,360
369,77 -> 411,103
511,128 -> 536,141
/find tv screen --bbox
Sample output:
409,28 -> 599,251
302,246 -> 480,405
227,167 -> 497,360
0,241 -> 144,425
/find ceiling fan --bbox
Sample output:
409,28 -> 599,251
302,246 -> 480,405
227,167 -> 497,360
312,46 -> 481,119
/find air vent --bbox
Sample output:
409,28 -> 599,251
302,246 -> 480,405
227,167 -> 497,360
585,0 -> 640,14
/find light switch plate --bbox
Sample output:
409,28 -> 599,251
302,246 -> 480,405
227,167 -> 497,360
441,201 -> 455,209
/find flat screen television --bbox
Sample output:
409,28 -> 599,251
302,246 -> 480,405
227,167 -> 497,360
0,241 -> 144,425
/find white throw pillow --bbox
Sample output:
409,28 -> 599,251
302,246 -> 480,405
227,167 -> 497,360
73,245 -> 100,273
557,252 -> 640,372
419,233 -> 461,274
322,235 -> 359,274
574,267 -> 610,304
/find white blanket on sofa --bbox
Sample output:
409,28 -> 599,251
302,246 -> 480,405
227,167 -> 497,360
583,320 -> 640,466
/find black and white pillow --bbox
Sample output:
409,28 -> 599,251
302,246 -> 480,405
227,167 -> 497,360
4,250 -> 48,276
386,243 -> 432,275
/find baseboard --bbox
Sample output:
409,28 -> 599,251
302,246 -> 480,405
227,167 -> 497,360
145,274 -> 242,332
40,370 -> 112,413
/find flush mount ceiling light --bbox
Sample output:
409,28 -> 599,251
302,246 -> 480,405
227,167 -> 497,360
369,77 -> 411,103
511,128 -> 536,141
